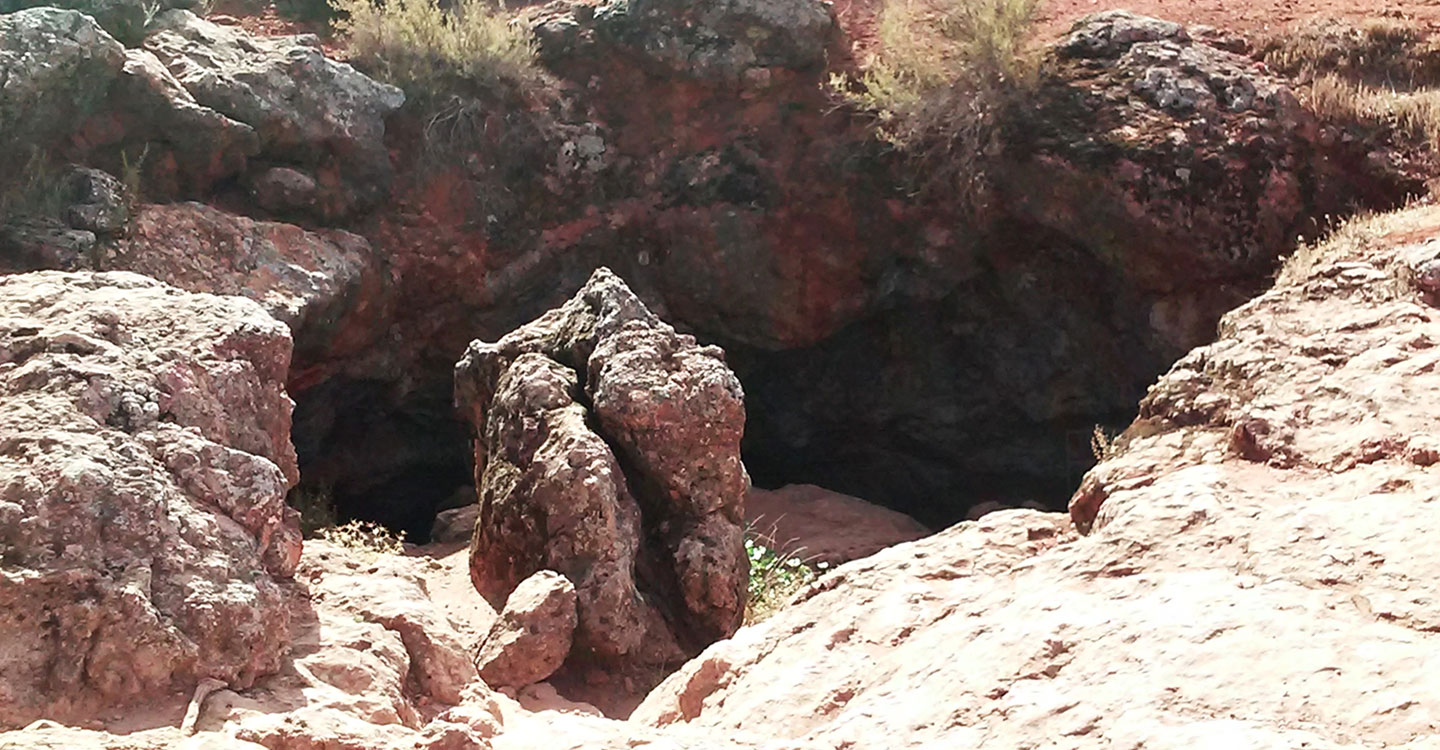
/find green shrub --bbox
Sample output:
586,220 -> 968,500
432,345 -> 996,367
744,530 -> 828,625
833,0 -> 1041,208
330,0 -> 543,100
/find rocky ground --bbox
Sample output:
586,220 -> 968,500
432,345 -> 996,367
5,0 -> 1440,746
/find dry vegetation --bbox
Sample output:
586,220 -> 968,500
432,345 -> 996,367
330,0 -> 543,101
1273,202 -> 1434,300
1262,17 -> 1440,149
0,148 -> 66,220
833,0 -> 1041,208
317,520 -> 408,558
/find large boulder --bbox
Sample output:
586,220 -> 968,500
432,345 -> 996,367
0,9 -> 127,170
527,0 -> 834,80
454,268 -> 748,693
142,11 -> 405,219
0,271 -> 301,726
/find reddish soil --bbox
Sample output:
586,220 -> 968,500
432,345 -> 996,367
1032,0 -> 1440,39
829,0 -> 1440,62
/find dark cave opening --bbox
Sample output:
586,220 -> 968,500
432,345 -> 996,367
288,376 -> 475,544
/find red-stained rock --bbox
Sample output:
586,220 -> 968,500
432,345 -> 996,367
475,570 -> 577,689
745,484 -> 929,565
455,268 -> 748,696
106,202 -> 378,363
0,271 -> 301,726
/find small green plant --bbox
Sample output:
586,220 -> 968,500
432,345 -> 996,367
119,144 -> 149,211
833,0 -> 1040,209
330,0 -> 543,101
744,527 -> 827,625
317,519 -> 407,558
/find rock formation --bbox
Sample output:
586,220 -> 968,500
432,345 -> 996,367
0,271 -> 301,726
633,203 -> 1440,748
455,268 -> 748,691
474,570 -> 578,689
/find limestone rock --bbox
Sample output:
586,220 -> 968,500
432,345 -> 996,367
110,48 -> 259,198
455,268 -> 747,691
475,570 -> 577,689
59,167 -> 130,236
745,484 -> 929,565
143,10 -> 405,218
0,271 -> 300,726
0,0 -> 150,46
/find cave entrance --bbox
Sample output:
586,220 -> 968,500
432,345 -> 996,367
288,376 -> 474,544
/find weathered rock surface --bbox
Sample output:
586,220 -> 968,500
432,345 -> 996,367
200,539 -> 483,747
0,9 -> 127,169
745,484 -> 929,565
106,48 -> 260,198
634,204 -> 1440,747
455,268 -> 747,696
0,271 -> 301,726
0,0 -> 155,46
527,0 -> 834,79
143,10 -> 404,219
475,570 -> 577,689
106,202 -> 377,363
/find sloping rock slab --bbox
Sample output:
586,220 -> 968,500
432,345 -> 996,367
0,271 -> 301,726
108,202 -> 377,362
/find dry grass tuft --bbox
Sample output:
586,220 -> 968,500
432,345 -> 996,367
331,0 -> 544,101
317,519 -> 407,558
1263,17 -> 1440,149
833,0 -> 1041,210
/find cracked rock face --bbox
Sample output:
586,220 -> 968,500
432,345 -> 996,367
455,268 -> 747,691
0,271 -> 301,726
